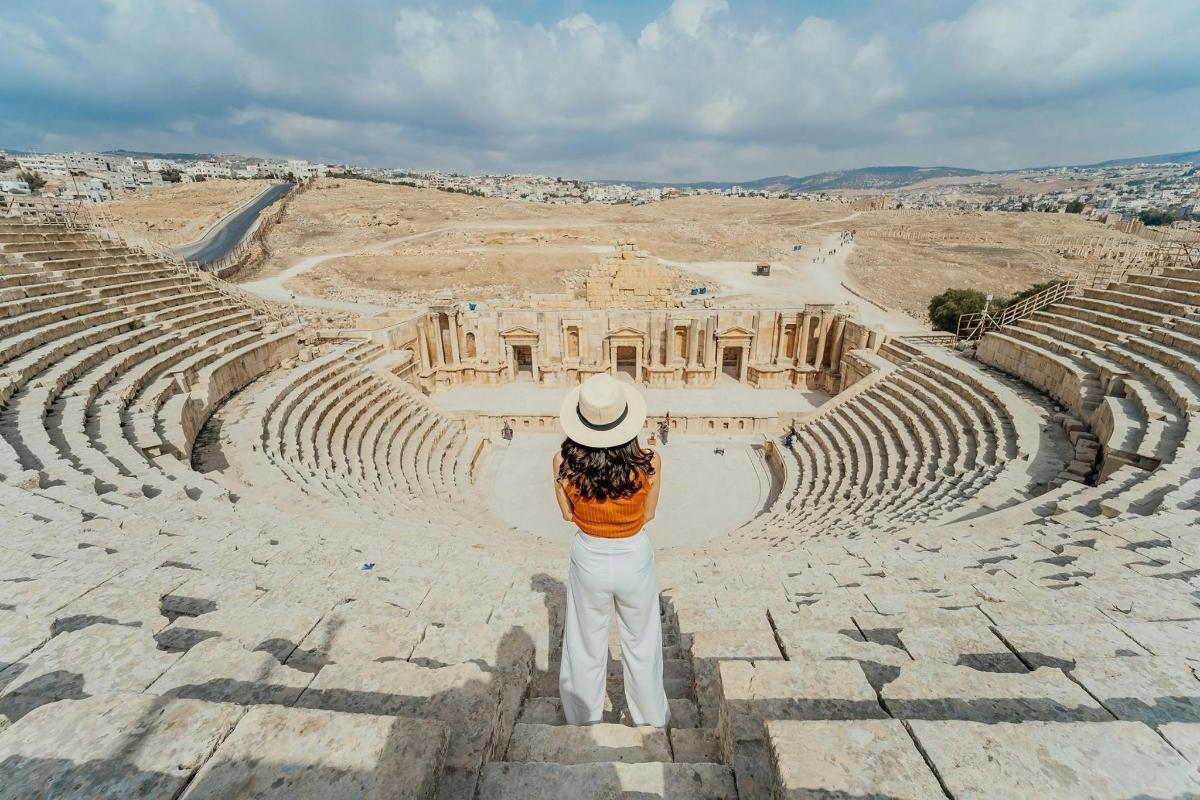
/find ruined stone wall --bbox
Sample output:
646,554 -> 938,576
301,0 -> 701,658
375,303 -> 875,394
584,242 -> 674,309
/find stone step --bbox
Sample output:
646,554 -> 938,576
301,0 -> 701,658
0,692 -> 245,798
908,720 -> 1200,798
669,727 -> 723,763
767,719 -> 945,799
180,704 -> 448,799
505,722 -> 671,764
530,658 -> 693,700
879,662 -> 1112,723
518,696 -> 700,728
477,762 -> 738,800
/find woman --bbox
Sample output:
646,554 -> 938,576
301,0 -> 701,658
553,373 -> 669,727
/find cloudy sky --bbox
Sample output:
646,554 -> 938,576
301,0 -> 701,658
2,0 -> 1197,181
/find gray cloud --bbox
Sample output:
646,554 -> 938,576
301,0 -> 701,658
0,0 -> 1196,179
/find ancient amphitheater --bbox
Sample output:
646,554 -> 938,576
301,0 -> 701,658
1,210 -> 1199,799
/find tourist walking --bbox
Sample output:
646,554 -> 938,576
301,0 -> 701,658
501,419 -> 513,441
553,374 -> 668,727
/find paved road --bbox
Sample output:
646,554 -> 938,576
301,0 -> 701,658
174,182 -> 293,265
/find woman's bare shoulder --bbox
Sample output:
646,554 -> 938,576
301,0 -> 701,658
552,451 -> 563,467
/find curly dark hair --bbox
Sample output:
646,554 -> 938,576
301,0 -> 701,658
558,437 -> 655,502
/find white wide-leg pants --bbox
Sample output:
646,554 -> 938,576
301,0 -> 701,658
559,529 -> 669,727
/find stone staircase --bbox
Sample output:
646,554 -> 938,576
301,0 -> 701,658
2,216 -> 1200,797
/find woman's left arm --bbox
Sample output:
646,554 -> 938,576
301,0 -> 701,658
643,451 -> 663,523
552,452 -> 574,522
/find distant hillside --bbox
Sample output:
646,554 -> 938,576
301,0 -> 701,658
1081,149 -> 1200,168
596,148 -> 1199,191
746,166 -> 983,192
597,165 -> 982,192
102,148 -> 216,161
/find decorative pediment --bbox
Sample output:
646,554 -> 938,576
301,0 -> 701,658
499,325 -> 541,339
606,325 -> 646,339
715,324 -> 755,339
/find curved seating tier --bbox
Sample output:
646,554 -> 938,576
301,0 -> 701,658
740,341 -> 1040,541
4,218 -> 1200,799
977,265 -> 1200,517
201,340 -> 489,529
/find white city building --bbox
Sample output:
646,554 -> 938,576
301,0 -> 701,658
186,160 -> 234,179
15,155 -> 67,177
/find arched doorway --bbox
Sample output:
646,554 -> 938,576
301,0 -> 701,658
721,346 -> 742,380
513,345 -> 534,380
616,346 -> 638,380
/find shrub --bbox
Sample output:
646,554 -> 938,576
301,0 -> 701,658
1139,208 -> 1179,227
1003,281 -> 1059,307
928,288 -> 988,333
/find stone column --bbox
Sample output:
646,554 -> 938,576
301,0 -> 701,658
700,319 -> 710,369
531,345 -> 540,382
687,319 -> 699,368
506,344 -> 515,381
739,344 -> 749,382
814,312 -> 829,370
829,316 -> 847,367
771,312 -> 783,365
798,313 -> 813,368
447,313 -> 461,365
417,325 -> 432,371
648,315 -> 659,368
433,317 -> 446,366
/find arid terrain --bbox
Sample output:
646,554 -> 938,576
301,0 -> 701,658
845,208 -> 1146,319
101,179 -> 272,246
104,176 -> 1152,325
243,179 -> 851,306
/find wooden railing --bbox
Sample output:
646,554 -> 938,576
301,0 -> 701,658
956,279 -> 1081,342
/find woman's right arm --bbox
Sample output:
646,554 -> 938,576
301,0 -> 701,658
552,452 -> 574,522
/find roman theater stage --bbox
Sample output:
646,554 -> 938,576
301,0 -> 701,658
429,378 -> 829,419
430,379 -> 827,546
482,432 -> 777,547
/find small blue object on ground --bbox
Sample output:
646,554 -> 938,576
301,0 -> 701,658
362,562 -> 375,570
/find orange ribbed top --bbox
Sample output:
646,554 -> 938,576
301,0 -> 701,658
565,471 -> 649,539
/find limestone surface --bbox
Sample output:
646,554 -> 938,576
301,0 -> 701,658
909,720 -> 1200,799
180,705 -> 448,799
0,693 -> 244,800
766,719 -> 944,799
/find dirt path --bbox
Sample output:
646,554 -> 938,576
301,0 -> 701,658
238,226 -> 454,313
659,214 -> 925,332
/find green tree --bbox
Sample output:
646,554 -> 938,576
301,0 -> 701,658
1002,281 -> 1058,308
1065,199 -> 1085,213
19,170 -> 46,193
1138,208 -> 1178,226
160,168 -> 182,183
928,288 -> 989,333
0,158 -> 18,171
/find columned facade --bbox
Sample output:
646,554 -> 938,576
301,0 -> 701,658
399,305 -> 870,393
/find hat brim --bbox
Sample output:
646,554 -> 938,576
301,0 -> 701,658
559,380 -> 648,448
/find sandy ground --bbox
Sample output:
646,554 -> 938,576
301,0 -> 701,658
85,175 -> 1134,328
241,178 -> 850,308
845,209 -> 1144,321
482,432 -> 774,547
100,179 -> 273,246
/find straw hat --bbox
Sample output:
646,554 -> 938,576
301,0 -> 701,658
559,373 -> 647,448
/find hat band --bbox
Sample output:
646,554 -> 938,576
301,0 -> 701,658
577,402 -> 628,432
